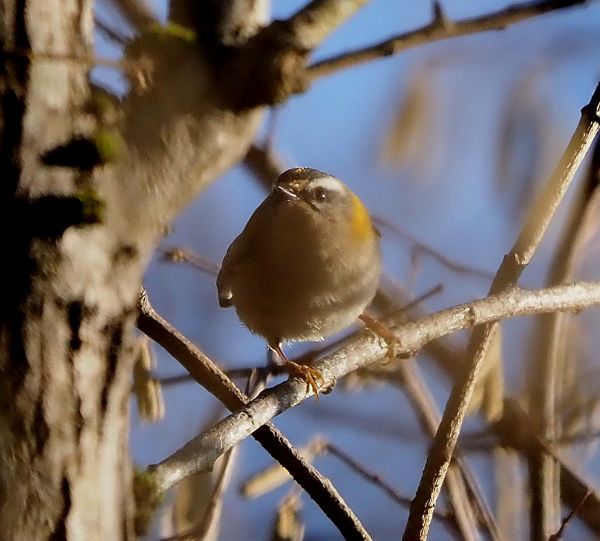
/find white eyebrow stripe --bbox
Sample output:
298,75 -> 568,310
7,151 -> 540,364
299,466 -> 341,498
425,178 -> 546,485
310,176 -> 344,193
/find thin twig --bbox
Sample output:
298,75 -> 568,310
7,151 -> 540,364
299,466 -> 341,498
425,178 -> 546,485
403,81 -> 600,540
240,435 -> 455,532
374,216 -> 494,281
137,290 -> 372,541
159,246 -> 220,276
554,429 -> 600,445
323,441 -> 457,531
154,366 -> 287,388
549,489 -> 593,540
308,0 -> 592,80
396,284 -> 444,313
150,280 -> 600,486
324,442 -> 413,510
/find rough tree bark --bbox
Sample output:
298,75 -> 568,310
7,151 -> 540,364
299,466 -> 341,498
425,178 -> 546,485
0,0 -> 266,538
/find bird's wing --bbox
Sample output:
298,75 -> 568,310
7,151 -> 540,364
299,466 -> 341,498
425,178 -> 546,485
217,234 -> 248,308
217,197 -> 272,308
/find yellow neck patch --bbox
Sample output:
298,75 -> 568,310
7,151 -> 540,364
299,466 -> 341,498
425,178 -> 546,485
351,193 -> 373,242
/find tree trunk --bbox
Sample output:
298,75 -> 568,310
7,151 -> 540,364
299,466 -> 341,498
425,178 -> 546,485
0,1 -> 141,538
0,0 -> 265,537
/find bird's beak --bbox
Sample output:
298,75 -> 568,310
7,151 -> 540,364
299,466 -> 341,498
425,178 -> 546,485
275,184 -> 299,200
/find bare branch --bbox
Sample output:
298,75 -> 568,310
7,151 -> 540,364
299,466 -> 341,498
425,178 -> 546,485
391,365 -> 501,541
286,0 -> 370,50
308,0 -> 593,79
244,143 -> 286,190
403,81 -> 600,540
375,273 -> 600,536
219,0 -> 370,109
159,246 -> 220,276
323,441 -> 457,532
374,216 -> 494,281
150,280 -> 600,486
137,290 -> 371,541
549,489 -> 593,540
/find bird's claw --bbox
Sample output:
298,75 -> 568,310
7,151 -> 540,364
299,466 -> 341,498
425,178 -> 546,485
286,361 -> 324,399
359,312 -> 397,364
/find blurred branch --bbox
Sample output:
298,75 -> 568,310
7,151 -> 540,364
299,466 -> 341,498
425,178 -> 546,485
527,139 -> 600,538
220,0 -> 370,109
375,282 -> 600,535
308,0 -> 593,80
105,0 -> 157,33
374,216 -> 494,281
549,489 -> 593,541
137,290 -> 371,541
496,399 -> 600,537
322,441 -> 414,512
244,143 -> 286,190
391,365 -> 501,541
241,436 -> 456,532
159,246 -> 220,276
403,81 -> 600,541
154,366 -> 286,388
149,280 -> 600,488
286,0 -> 370,50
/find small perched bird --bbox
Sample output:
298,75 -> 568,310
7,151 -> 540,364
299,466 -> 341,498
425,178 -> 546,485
217,167 -> 382,395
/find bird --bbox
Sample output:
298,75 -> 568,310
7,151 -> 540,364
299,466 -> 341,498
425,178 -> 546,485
217,167 -> 382,396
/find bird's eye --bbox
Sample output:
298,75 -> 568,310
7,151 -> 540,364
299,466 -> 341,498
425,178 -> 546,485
313,187 -> 328,203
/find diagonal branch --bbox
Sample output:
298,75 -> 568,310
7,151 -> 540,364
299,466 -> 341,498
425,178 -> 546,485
149,280 -> 600,488
403,81 -> 600,540
137,291 -> 372,541
308,0 -> 593,80
392,363 -> 501,541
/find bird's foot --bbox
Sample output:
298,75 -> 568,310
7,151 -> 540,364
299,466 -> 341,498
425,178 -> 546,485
359,312 -> 397,364
285,360 -> 324,399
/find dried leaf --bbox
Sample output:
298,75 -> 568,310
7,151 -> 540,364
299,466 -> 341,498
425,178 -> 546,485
240,439 -> 325,499
166,415 -> 236,541
495,447 -> 524,540
169,471 -> 216,539
270,492 -> 304,541
467,325 -> 504,422
133,337 -> 165,422
380,68 -> 436,170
